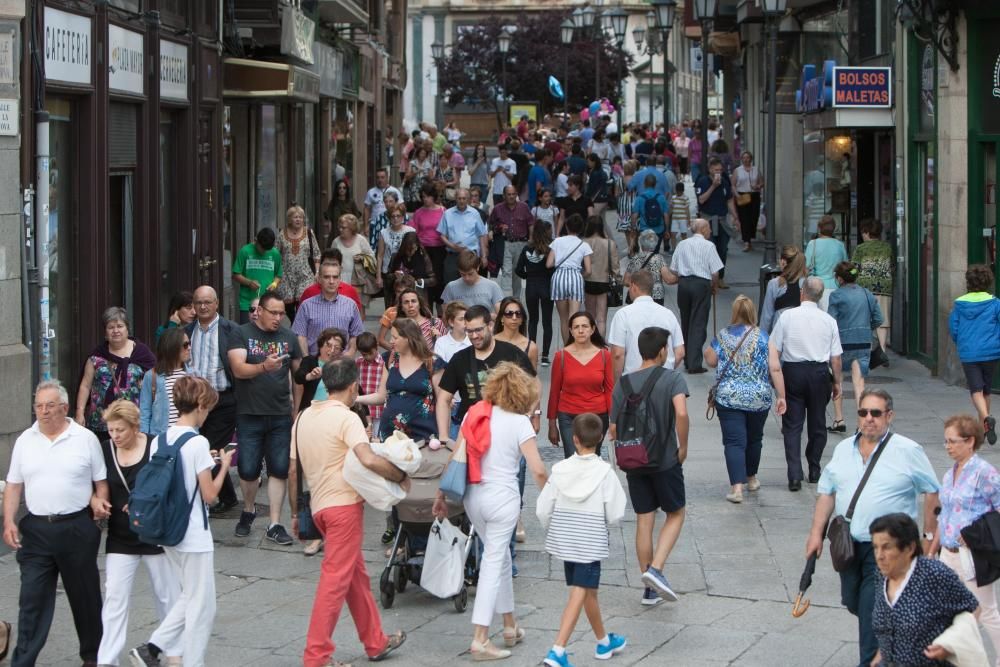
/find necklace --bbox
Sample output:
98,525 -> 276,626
285,226 -> 307,254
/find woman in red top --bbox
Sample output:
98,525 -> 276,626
546,311 -> 614,458
409,182 -> 447,309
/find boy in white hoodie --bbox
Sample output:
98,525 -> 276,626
537,413 -> 628,667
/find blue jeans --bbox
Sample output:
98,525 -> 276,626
556,412 -> 608,459
235,414 -> 293,481
716,406 -> 768,485
839,541 -> 879,667
711,223 -> 730,280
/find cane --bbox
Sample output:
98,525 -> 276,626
712,290 -> 717,337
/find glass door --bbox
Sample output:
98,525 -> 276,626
917,143 -> 936,357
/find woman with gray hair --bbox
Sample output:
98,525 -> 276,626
623,230 -> 672,305
75,307 -> 156,440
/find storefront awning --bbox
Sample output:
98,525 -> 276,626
803,108 -> 895,130
223,58 -> 320,103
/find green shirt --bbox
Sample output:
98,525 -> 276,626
851,240 -> 893,296
432,133 -> 448,154
233,243 -> 283,310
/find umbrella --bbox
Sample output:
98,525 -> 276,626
792,554 -> 818,617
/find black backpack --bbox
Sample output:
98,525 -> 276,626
613,368 -> 665,471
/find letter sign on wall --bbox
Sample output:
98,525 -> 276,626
832,66 -> 892,108
44,7 -> 91,85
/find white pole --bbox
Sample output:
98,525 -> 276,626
36,111 -> 51,381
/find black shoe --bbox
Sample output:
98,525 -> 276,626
987,416 -> 997,446
808,472 -> 821,484
540,356 -> 551,367
234,509 -> 256,537
827,420 -> 846,433
381,527 -> 396,544
788,480 -> 802,492
128,643 -> 160,667
266,523 -> 294,546
209,499 -> 238,517
687,367 -> 708,375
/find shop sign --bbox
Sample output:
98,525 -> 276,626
831,66 -> 891,108
290,67 -> 320,103
108,25 -> 144,95
311,42 -> 341,98
44,7 -> 91,85
0,31 -> 15,85
0,98 -> 17,136
280,6 -> 315,65
160,40 -> 188,102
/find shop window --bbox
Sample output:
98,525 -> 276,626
109,0 -> 142,12
256,104 -> 279,232
802,131 -> 854,243
159,112 -> 176,320
854,0 -> 894,61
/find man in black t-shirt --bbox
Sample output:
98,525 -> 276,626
436,305 -> 538,440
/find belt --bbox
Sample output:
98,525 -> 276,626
29,508 -> 89,523
943,545 -> 960,553
505,236 -> 528,242
783,360 -> 828,367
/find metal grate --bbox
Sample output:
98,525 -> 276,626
109,103 -> 137,168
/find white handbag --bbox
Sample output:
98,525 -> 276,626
419,518 -> 467,599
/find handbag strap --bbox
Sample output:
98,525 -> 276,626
845,430 -> 894,521
715,326 -> 755,387
555,239 -> 586,270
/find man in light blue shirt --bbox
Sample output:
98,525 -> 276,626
805,388 -> 939,667
628,162 -> 668,198
437,188 -> 488,283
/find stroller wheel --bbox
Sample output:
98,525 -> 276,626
379,569 -> 395,609
453,586 -> 468,613
394,564 -> 408,593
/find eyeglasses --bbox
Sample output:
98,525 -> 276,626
466,325 -> 487,335
193,300 -> 215,306
503,310 -> 523,319
857,409 -> 886,418
944,437 -> 970,446
261,307 -> 286,317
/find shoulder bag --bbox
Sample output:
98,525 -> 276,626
827,431 -> 893,572
706,326 -> 754,420
607,238 -> 624,308
294,414 -> 322,541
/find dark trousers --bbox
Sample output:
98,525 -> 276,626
839,541 -> 879,666
706,215 -> 730,280
781,361 -> 830,482
425,245 -> 447,305
716,406 -> 768,485
677,276 -> 712,371
13,513 -> 103,666
201,389 -> 239,506
525,282 -> 554,357
736,193 -> 761,243
556,412 -> 609,459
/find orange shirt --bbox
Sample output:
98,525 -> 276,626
290,399 -> 368,511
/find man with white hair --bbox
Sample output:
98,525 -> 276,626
4,380 -> 110,666
769,276 -> 843,491
667,218 -> 723,374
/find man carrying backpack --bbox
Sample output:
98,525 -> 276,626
608,327 -> 689,608
631,174 -> 670,254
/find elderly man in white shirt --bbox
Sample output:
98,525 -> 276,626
770,276 -> 843,491
608,269 -> 685,377
667,218 -> 724,374
3,380 -> 110,666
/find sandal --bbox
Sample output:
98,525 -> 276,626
369,630 -> 406,662
0,620 -> 9,662
827,420 -> 846,433
469,639 -> 511,661
502,625 -> 525,648
303,539 -> 323,557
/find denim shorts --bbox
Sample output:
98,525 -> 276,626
564,560 -> 601,589
841,347 -> 871,378
236,414 -> 293,481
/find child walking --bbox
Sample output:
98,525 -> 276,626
669,181 -> 691,245
536,413 -> 628,667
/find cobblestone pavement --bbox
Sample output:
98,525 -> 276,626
2,234 -> 997,666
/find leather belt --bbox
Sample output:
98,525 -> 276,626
29,508 -> 88,523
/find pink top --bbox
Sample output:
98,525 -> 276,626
411,206 -> 446,248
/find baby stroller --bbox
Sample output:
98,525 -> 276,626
379,440 -> 479,612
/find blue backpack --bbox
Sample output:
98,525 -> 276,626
128,432 -> 205,546
642,193 -> 664,232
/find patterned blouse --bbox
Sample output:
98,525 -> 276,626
625,252 -> 667,300
709,325 -> 773,412
852,239 -> 894,296
938,454 -> 1000,549
378,352 -> 446,441
86,352 -> 151,431
275,227 -> 321,302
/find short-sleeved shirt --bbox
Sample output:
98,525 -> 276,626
364,185 -> 403,221
229,323 -> 302,416
291,399 -> 371,511
549,236 -> 593,271
490,157 -> 517,194
233,243 -> 283,310
607,296 -> 685,372
526,165 -> 552,207
556,195 -> 590,227
440,277 -> 504,310
610,366 -> 689,471
479,407 -> 537,494
938,454 -> 1000,549
695,173 -> 734,217
292,292 -> 365,354
634,188 -> 669,233
817,432 -> 941,542
438,206 -> 488,254
7,419 -> 107,515
439,341 -> 536,422
670,235 -> 724,280
149,426 -> 216,553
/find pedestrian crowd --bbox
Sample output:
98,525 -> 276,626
4,111 -> 1000,667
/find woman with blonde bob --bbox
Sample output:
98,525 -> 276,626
704,296 -> 787,503
96,400 -> 181,666
760,245 -> 809,332
433,363 -> 549,661
276,204 -> 321,320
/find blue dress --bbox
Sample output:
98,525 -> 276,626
378,351 -> 446,441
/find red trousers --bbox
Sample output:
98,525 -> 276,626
303,502 -> 388,667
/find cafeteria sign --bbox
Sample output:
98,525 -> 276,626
832,67 -> 891,108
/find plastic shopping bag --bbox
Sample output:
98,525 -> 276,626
379,430 -> 423,474
342,446 -> 407,511
419,518 -> 467,599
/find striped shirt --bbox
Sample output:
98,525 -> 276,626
292,292 -> 365,354
769,302 -> 843,363
544,508 -> 611,562
669,234 -> 723,280
163,369 -> 187,426
189,315 -> 229,392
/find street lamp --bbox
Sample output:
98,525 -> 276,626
651,0 -> 676,134
431,42 -> 444,129
759,0 -> 787,270
579,5 -> 600,101
561,19 -> 574,120
605,5 -> 628,129
692,0 -> 718,175
498,29 -> 512,129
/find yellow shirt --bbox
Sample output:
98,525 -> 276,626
290,399 -> 368,511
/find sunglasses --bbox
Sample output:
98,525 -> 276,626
503,310 -> 523,319
248,306 -> 258,313
857,409 -> 886,418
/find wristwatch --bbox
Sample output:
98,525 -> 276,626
922,532 -> 934,541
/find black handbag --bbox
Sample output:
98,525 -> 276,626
607,239 -> 624,308
828,431 -> 892,572
293,416 -> 322,541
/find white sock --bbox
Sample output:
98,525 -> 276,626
552,645 -> 565,656
268,522 -> 278,530
597,636 -> 610,647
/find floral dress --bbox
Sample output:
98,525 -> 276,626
276,227 -> 321,302
378,352 -> 446,441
